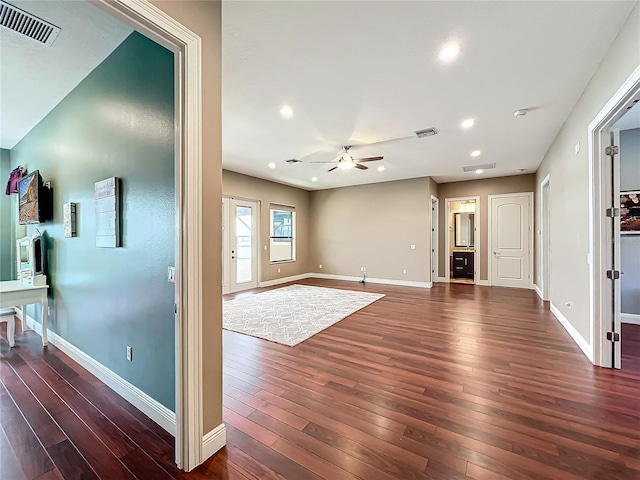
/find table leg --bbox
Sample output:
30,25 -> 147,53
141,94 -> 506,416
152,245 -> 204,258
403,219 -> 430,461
41,297 -> 48,346
21,305 -> 27,331
7,315 -> 15,347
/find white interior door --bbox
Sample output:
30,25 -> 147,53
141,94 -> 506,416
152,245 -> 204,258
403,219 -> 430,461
431,197 -> 438,283
490,193 -> 533,288
222,197 -> 259,294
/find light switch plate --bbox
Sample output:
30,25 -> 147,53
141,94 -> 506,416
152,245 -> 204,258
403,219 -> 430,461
168,266 -> 176,283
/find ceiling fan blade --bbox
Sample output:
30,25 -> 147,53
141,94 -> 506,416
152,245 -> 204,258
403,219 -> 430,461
354,156 -> 383,163
328,166 -> 338,172
355,164 -> 368,170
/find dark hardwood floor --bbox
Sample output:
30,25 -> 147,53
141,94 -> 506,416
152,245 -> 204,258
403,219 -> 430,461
2,279 -> 640,479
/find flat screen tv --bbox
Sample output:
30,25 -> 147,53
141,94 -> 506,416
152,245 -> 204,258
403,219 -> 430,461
19,170 -> 51,225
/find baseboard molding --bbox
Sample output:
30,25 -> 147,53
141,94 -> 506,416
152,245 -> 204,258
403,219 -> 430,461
20,312 -> 176,436
550,303 -> 593,362
202,423 -> 226,461
622,313 -> 640,325
259,273 -> 312,288
476,279 -> 490,286
311,273 -> 432,289
534,284 -> 543,299
436,277 -> 449,283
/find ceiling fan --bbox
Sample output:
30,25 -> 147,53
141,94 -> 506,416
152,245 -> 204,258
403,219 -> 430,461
312,146 -> 383,172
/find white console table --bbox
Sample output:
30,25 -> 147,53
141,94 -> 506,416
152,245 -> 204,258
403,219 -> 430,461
0,281 -> 49,347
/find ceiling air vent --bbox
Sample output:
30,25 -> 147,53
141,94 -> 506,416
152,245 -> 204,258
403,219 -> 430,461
415,127 -> 438,138
0,1 -> 60,46
285,158 -> 302,164
463,163 -> 496,173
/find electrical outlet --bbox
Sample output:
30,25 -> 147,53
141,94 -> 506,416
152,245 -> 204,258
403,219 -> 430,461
410,244 -> 416,250
264,245 -> 267,251
403,269 -> 407,275
277,268 -> 281,273
319,264 -> 322,269
126,346 -> 133,361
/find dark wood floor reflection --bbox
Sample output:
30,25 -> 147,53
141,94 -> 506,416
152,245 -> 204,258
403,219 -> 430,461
2,280 -> 640,479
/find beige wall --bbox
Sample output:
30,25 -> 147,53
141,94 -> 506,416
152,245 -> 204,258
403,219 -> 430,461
310,177 -> 433,283
436,174 -> 536,280
536,3 -> 640,342
149,0 -> 222,434
222,170 -> 312,281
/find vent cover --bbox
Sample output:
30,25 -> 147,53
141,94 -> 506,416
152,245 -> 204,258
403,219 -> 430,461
415,127 -> 438,138
463,163 -> 495,173
0,1 -> 60,46
285,158 -> 302,164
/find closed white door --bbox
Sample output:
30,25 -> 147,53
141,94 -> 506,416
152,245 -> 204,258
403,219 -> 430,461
222,197 -> 259,294
489,193 -> 533,288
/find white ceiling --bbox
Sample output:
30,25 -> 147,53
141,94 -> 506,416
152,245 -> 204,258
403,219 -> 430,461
222,1 -> 637,189
0,0 -> 132,149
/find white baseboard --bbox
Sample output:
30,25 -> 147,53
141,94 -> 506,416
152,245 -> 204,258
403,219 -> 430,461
311,273 -> 432,289
259,273 -> 312,288
476,279 -> 490,286
622,313 -> 640,325
550,303 -> 593,362
202,423 -> 226,460
19,312 -> 176,436
436,276 -> 449,283
534,284 -> 543,299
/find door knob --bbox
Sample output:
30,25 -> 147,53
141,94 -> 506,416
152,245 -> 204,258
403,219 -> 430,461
493,251 -> 499,255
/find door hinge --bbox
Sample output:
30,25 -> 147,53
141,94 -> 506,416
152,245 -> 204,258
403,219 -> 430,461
606,207 -> 620,218
605,145 -> 619,156
606,331 -> 620,342
606,270 -> 620,280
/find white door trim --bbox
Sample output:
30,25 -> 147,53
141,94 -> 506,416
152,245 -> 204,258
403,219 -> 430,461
444,196 -> 480,283
487,192 -> 534,289
588,64 -> 640,368
430,195 -> 439,283
95,0 -> 209,470
540,175 -> 551,301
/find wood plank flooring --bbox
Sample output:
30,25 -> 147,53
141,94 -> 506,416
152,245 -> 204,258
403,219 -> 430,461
1,279 -> 639,479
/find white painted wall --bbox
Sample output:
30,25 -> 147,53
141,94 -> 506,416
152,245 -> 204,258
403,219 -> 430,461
535,3 -> 640,344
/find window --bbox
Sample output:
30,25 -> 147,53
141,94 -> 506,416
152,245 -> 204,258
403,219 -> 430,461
270,206 -> 296,262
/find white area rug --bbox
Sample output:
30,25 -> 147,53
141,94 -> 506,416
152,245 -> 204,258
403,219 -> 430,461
223,284 -> 385,346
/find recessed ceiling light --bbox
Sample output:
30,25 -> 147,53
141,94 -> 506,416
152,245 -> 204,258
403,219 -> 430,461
377,166 -> 386,172
279,105 -> 293,118
438,42 -> 462,62
461,118 -> 475,129
268,162 -> 276,169
475,169 -> 483,174
471,150 -> 481,157
311,177 -> 317,182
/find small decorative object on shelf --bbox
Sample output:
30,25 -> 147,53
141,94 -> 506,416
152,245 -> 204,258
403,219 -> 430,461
620,191 -> 640,234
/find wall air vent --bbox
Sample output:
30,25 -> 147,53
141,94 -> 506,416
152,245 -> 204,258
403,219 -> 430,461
285,158 -> 302,164
0,1 -> 60,46
463,163 -> 496,173
415,127 -> 438,138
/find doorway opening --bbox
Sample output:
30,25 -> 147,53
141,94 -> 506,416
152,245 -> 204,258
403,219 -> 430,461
540,175 -> 551,301
445,197 -> 479,285
589,65 -> 640,370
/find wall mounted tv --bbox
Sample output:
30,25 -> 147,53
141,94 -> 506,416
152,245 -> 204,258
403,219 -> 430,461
19,170 -> 52,225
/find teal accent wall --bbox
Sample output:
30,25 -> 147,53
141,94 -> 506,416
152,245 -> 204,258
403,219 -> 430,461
10,32 -> 176,410
1,148 -> 13,281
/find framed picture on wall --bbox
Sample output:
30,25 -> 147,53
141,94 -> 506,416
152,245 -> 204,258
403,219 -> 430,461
620,191 -> 640,234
